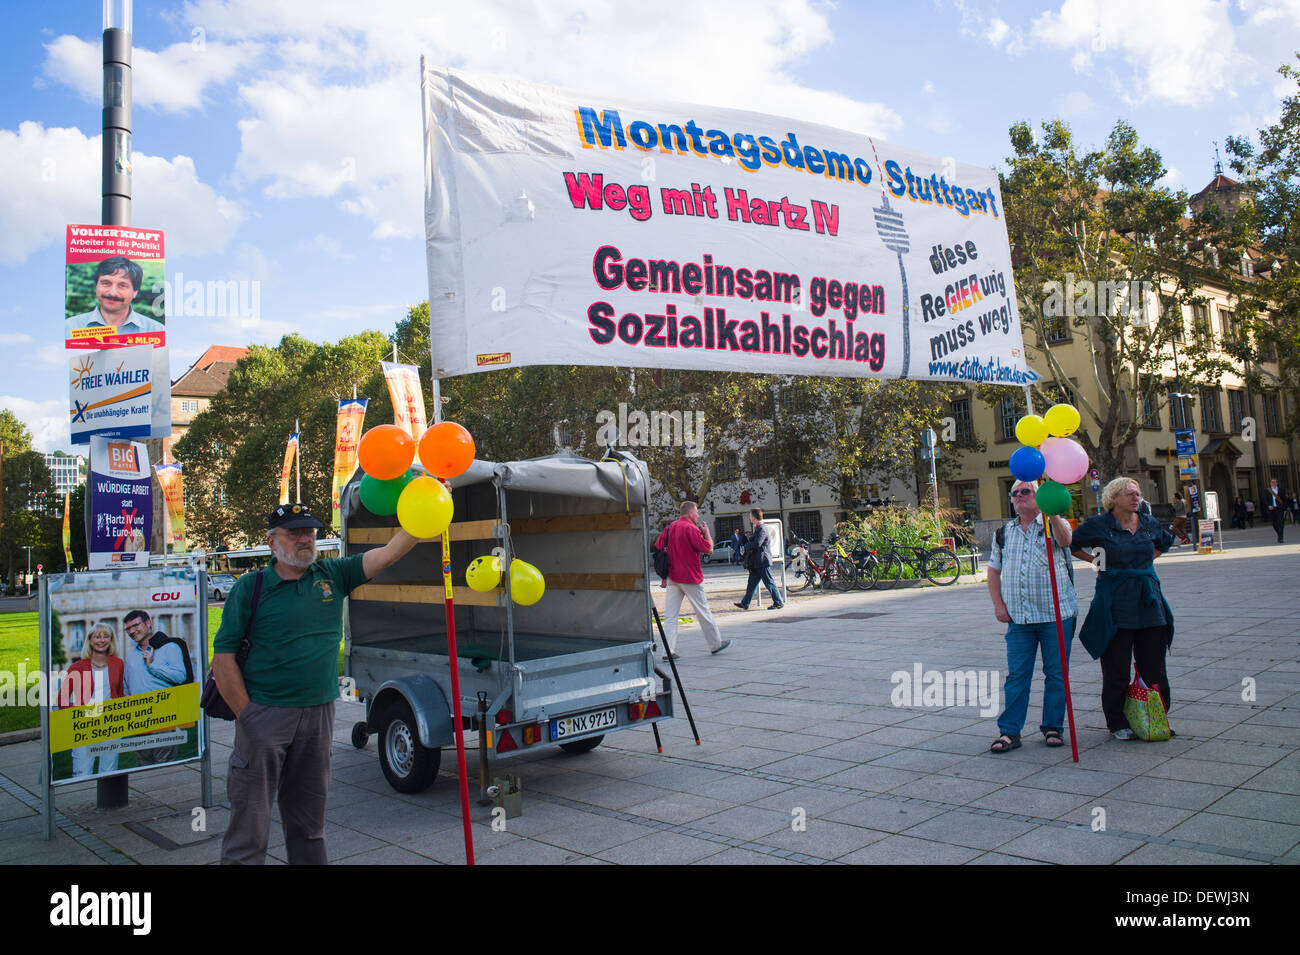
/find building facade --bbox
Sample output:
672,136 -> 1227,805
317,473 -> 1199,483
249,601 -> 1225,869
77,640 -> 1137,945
43,452 -> 87,497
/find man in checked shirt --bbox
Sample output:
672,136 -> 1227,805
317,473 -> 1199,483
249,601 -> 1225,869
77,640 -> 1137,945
986,480 -> 1076,753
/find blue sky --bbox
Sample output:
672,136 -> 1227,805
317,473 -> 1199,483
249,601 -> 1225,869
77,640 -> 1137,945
2,0 -> 1296,452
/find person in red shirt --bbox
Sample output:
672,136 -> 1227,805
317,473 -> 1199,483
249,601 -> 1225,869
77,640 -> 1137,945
654,501 -> 729,658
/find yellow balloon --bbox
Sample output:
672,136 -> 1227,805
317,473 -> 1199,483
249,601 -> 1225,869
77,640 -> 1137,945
1044,403 -> 1081,438
1015,414 -> 1049,447
465,555 -> 503,592
509,559 -> 546,606
395,476 -> 453,539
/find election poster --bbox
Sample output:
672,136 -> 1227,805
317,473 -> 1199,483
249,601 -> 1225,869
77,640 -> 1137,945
87,435 -> 152,571
332,398 -> 368,529
42,565 -> 203,785
64,224 -> 166,350
68,342 -> 171,444
422,67 -> 1035,385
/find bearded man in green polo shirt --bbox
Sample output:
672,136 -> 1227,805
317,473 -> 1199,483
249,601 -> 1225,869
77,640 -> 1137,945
213,502 -> 417,865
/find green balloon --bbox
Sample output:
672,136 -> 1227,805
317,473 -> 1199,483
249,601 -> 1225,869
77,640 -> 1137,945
360,470 -> 414,516
1035,480 -> 1073,516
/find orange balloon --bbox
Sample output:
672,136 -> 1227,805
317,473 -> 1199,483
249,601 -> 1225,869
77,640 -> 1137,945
357,425 -> 415,481
418,421 -> 476,479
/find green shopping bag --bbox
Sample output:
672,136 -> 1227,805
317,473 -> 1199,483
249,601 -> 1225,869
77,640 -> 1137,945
1123,667 -> 1171,741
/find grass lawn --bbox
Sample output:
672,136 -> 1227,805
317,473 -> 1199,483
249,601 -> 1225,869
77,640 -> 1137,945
0,608 -> 347,734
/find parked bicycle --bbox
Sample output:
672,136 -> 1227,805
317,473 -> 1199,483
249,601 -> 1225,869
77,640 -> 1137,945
872,538 -> 962,588
849,547 -> 880,590
787,537 -> 857,592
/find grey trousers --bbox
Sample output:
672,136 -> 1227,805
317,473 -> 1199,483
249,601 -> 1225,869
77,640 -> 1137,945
221,701 -> 334,865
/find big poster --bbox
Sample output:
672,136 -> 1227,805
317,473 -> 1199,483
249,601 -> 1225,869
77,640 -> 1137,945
87,435 -> 152,571
422,67 -> 1037,385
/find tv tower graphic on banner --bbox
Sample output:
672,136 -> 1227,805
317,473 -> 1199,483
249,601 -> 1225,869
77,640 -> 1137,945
873,194 -> 911,379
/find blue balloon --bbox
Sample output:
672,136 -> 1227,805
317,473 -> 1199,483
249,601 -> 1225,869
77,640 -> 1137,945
1009,445 -> 1046,482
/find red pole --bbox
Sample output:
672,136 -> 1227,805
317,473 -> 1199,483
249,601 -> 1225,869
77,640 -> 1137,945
1043,521 -> 1079,763
441,527 -> 475,864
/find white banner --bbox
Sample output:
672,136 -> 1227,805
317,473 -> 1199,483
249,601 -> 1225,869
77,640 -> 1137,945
423,67 -> 1037,385
68,343 -> 170,444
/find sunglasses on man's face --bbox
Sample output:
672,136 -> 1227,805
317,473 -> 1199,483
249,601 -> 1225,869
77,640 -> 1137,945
1010,488 -> 1035,499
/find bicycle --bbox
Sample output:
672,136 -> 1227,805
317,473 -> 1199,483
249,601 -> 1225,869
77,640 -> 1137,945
872,538 -> 962,588
849,547 -> 880,590
787,537 -> 857,592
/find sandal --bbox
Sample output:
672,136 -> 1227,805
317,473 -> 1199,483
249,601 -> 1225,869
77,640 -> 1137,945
989,733 -> 1021,753
1044,730 -> 1064,747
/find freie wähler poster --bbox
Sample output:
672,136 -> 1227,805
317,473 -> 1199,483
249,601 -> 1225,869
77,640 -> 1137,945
88,435 -> 152,571
68,343 -> 170,444
423,67 -> 1037,386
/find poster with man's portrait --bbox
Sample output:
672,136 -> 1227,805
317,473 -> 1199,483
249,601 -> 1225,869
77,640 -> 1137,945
65,224 -> 166,350
42,566 -> 204,785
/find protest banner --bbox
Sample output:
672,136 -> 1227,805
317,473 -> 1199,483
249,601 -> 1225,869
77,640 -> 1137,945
41,566 -> 203,785
332,398 -> 368,528
422,67 -> 1035,385
279,432 -> 299,505
87,435 -> 151,570
64,224 -> 166,350
155,462 -> 186,554
382,362 -> 427,441
68,343 -> 170,444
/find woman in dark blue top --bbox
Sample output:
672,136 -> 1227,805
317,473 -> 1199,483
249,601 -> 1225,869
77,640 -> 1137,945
1070,477 -> 1176,740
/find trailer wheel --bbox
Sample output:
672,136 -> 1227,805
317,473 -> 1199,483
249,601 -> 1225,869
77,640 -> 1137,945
377,699 -> 441,793
558,735 -> 604,755
350,721 -> 369,749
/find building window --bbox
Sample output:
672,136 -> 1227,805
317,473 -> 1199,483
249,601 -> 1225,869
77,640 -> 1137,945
950,481 -> 979,519
1220,308 -> 1237,343
1200,388 -> 1223,433
788,510 -> 822,543
950,397 -> 973,443
1262,394 -> 1281,435
712,451 -> 740,483
997,397 -> 1018,442
714,515 -> 744,542
1191,303 -> 1211,342
1042,306 -> 1070,343
779,388 -> 810,414
747,447 -> 776,479
1167,385 -> 1190,431
1141,383 -> 1160,429
1227,390 -> 1247,433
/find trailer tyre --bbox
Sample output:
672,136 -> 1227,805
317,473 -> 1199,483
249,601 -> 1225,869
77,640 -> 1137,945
377,699 -> 441,793
558,735 -> 604,755
350,721 -> 369,749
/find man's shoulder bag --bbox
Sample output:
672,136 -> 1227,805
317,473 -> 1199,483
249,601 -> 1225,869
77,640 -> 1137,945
652,525 -> 672,579
200,570 -> 264,721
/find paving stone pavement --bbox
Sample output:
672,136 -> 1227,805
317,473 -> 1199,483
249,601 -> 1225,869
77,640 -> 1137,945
2,526 -> 1296,865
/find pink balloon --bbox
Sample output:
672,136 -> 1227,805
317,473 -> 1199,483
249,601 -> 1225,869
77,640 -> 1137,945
1041,437 -> 1089,484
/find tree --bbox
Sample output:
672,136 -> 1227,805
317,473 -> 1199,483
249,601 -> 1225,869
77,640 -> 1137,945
1223,55 -> 1300,426
999,119 -> 1226,479
0,409 -> 33,456
1,451 -> 55,587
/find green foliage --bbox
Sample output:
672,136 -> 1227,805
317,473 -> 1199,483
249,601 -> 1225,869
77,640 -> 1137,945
0,410 -> 33,455
1001,117 -> 1224,479
839,505 -> 955,553
1,450 -> 56,586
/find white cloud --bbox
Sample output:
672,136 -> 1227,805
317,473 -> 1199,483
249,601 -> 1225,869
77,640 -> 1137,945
0,333 -> 34,345
1058,90 -> 1096,116
1158,165 -> 1183,186
1030,0 -> 1244,105
984,17 -> 1011,46
0,395 -> 71,454
0,123 -> 244,266
184,0 -> 903,239
42,34 -> 258,112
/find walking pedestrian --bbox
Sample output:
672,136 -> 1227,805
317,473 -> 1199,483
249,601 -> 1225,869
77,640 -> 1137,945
1070,477 -> 1176,741
654,502 -> 729,658
734,508 -> 784,611
1264,478 -> 1288,543
1171,492 -> 1190,544
1232,495 -> 1246,530
986,480 -> 1076,753
1245,498 -> 1255,527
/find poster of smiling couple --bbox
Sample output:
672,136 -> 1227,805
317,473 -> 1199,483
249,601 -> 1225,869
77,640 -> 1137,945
40,565 -> 205,787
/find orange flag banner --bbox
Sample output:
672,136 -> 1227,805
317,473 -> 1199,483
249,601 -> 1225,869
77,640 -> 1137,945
332,398 -> 368,529
279,433 -> 299,505
382,361 -> 426,443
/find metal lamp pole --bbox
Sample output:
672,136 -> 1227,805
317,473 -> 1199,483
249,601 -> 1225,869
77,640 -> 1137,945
96,0 -> 133,811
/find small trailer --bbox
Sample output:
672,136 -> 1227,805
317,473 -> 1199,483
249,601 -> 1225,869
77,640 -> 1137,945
342,451 -> 674,793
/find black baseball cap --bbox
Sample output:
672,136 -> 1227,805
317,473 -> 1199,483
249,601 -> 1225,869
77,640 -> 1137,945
267,503 -> 325,531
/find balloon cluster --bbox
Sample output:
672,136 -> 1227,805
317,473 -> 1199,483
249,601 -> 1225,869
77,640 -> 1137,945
1009,404 -> 1087,517
355,421 -> 544,605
